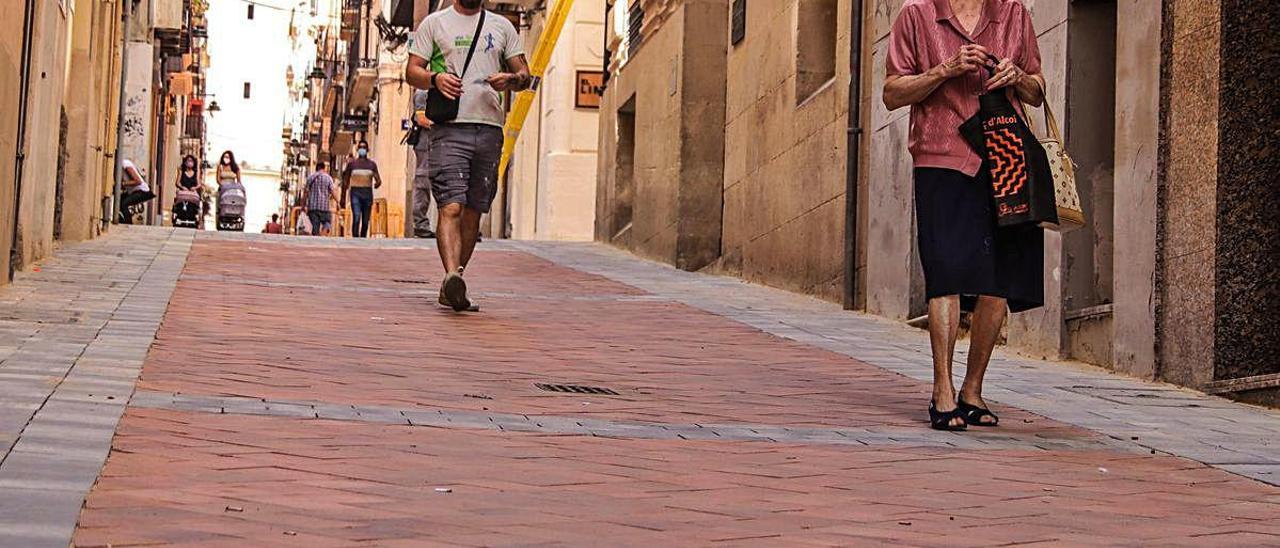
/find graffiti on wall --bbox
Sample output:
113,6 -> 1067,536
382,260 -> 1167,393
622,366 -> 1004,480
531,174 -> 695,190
122,42 -> 154,181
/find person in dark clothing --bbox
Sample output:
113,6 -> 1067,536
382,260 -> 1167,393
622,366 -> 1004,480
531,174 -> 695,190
342,140 -> 382,238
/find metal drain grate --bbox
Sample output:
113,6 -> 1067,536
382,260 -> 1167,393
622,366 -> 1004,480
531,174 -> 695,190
535,383 -> 620,396
392,279 -> 431,285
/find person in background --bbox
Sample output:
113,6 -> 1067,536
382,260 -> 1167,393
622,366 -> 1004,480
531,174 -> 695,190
342,140 -> 382,238
411,90 -> 436,239
216,150 -> 241,187
118,158 -> 155,223
302,161 -> 340,236
406,0 -> 531,311
175,154 -> 200,193
263,214 -> 284,234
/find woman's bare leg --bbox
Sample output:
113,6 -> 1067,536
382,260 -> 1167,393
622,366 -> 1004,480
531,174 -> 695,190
927,295 -> 964,428
959,295 -> 1007,423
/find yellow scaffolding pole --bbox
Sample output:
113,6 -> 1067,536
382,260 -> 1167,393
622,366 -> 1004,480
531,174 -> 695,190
497,0 -> 576,183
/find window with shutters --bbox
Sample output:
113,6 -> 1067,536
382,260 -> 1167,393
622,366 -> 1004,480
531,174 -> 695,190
731,0 -> 746,46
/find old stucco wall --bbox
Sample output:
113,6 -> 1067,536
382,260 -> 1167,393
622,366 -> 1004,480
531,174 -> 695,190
1111,0 -> 1162,378
0,1 -> 27,282
61,1 -> 118,241
16,1 -> 72,269
509,0 -> 603,242
597,0 -> 725,269
719,0 -> 851,302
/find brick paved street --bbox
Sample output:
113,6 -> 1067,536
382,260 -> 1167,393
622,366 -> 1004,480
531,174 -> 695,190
0,227 -> 1277,546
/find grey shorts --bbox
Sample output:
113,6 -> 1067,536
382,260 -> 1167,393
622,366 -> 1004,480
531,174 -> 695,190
427,123 -> 503,213
307,210 -> 331,235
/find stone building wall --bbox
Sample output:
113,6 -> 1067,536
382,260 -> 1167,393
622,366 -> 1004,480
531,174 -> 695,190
717,0 -> 852,302
597,0 -> 727,269
0,2 -> 26,282
15,0 -> 73,270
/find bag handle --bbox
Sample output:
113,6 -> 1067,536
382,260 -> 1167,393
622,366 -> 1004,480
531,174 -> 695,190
1021,76 -> 1063,143
457,10 -> 486,80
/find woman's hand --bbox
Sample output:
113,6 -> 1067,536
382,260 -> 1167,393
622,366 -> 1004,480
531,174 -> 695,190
939,44 -> 991,79
985,57 -> 1023,91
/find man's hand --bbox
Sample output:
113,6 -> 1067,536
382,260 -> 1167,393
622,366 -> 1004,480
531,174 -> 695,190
936,44 -> 991,79
985,57 -> 1024,91
414,112 -> 432,128
435,73 -> 464,99
485,72 -> 527,92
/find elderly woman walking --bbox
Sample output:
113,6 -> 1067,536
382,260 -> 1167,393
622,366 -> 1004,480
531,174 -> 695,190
883,0 -> 1046,430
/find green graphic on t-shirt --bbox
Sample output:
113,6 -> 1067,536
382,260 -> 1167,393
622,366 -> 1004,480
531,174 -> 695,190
430,44 -> 446,73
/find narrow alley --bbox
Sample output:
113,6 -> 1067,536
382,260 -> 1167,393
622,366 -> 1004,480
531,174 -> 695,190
0,226 -> 1275,546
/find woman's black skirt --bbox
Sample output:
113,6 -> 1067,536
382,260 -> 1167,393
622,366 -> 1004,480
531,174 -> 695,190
914,167 -> 1044,313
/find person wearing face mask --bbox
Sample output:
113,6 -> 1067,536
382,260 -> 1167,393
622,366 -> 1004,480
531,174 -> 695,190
405,0 -> 531,312
341,140 -> 382,238
176,155 -> 200,192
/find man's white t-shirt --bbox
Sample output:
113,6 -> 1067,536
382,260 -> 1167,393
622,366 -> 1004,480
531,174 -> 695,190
407,8 -> 525,128
121,159 -> 150,192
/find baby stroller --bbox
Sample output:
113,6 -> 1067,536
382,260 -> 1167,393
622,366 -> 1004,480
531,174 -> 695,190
216,180 -> 246,231
172,189 -> 202,228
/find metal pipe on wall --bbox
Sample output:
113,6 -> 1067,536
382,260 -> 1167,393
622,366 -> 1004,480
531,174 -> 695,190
112,0 -> 135,225
843,0 -> 865,310
11,0 -> 38,280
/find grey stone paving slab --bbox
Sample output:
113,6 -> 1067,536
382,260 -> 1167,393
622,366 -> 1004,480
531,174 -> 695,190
131,390 -> 1123,453
0,226 -> 192,546
510,241 -> 1280,487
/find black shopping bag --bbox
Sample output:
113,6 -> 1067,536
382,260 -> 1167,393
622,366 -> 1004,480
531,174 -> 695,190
959,90 -> 1058,228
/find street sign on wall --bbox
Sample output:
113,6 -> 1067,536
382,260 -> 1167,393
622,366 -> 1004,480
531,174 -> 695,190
575,70 -> 603,109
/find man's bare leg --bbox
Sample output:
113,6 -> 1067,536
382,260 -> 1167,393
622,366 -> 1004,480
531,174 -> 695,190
436,203 -> 464,273
458,207 -> 483,270
959,295 -> 1007,423
928,295 -> 964,428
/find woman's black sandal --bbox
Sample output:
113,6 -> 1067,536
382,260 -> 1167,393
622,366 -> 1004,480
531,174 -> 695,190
957,399 -> 999,427
929,401 -> 968,431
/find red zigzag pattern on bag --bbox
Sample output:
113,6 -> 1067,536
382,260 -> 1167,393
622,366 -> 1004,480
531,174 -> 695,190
986,128 -> 1027,198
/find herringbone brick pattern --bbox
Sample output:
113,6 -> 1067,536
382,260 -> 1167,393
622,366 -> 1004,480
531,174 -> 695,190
70,237 -> 1280,546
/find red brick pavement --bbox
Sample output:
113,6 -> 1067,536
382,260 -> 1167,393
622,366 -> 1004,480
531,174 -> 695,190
76,410 -> 1280,547
142,240 -> 1080,434
73,239 -> 1280,546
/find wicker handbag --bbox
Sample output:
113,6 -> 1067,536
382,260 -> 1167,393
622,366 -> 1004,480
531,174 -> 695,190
1025,84 -> 1085,232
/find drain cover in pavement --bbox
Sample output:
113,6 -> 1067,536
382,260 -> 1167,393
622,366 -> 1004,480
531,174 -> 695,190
392,279 -> 431,285
535,383 -> 620,396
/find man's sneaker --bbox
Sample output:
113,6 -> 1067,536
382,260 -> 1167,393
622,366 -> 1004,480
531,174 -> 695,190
415,229 -> 436,239
441,272 -> 470,312
438,286 -> 479,312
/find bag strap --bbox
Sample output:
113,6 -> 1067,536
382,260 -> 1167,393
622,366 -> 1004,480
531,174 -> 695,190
458,10 -> 486,79
1021,77 -> 1063,143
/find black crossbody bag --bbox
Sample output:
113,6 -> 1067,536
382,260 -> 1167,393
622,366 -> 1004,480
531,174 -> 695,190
425,10 -> 486,124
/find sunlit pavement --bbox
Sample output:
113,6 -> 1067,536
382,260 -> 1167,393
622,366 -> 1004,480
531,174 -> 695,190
0,226 -> 1276,546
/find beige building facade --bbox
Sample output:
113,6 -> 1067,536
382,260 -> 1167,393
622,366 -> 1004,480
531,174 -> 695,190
1,1 -> 201,282
504,0 -> 605,242
595,0 -> 1280,403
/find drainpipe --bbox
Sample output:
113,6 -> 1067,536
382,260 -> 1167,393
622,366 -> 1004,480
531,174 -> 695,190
112,0 -> 134,225
11,0 -> 38,280
843,0 -> 866,310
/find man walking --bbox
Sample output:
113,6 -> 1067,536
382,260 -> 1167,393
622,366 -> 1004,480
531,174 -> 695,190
406,0 -> 530,312
302,161 -> 340,236
342,140 -> 382,238
410,90 -> 436,239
